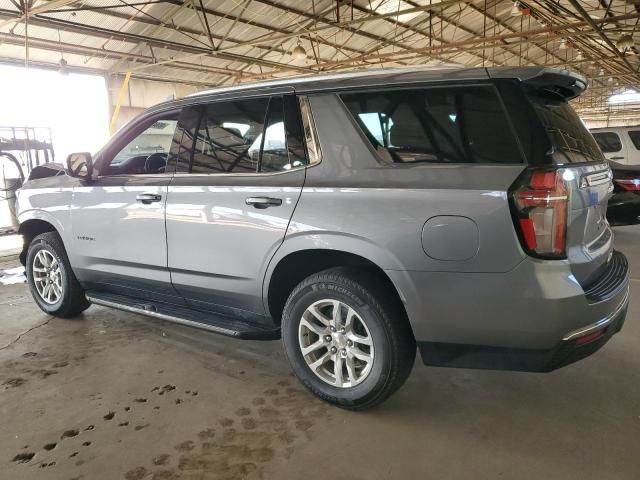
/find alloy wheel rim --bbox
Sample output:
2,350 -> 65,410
32,249 -> 63,305
298,299 -> 374,388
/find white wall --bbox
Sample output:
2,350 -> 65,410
106,76 -> 200,132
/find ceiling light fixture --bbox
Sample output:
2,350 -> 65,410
58,58 -> 68,75
292,40 -> 307,60
559,40 -> 573,50
616,34 -> 634,50
57,30 -> 68,75
510,1 -> 522,16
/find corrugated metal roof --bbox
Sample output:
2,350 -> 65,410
0,0 -> 639,121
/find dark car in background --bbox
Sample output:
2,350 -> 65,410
608,161 -> 640,225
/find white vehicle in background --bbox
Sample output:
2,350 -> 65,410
591,127 -> 640,166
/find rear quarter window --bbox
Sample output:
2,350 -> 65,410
626,130 -> 640,150
592,132 -> 622,153
525,88 -> 603,163
340,85 -> 523,165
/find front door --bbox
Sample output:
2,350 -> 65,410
70,110 -> 183,303
165,93 -> 307,322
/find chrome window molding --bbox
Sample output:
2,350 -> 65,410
298,96 -> 322,166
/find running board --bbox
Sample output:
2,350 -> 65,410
85,291 -> 280,340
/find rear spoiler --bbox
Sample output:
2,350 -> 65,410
487,67 -> 588,100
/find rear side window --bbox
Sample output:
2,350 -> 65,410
192,98 -> 269,174
626,130 -> 640,150
592,132 -> 623,153
174,96 -> 307,174
340,85 -> 523,164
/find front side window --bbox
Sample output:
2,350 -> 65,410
106,113 -> 179,175
592,132 -> 623,153
626,130 -> 640,150
340,85 -> 523,164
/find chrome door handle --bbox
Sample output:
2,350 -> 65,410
136,193 -> 162,204
610,156 -> 624,160
245,197 -> 283,209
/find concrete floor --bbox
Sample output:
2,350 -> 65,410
1,227 -> 639,480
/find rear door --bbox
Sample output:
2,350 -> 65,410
165,92 -> 307,321
525,89 -> 614,286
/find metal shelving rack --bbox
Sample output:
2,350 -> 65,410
0,126 -> 55,234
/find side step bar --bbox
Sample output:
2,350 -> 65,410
86,291 -> 280,341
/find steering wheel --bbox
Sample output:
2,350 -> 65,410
144,153 -> 168,174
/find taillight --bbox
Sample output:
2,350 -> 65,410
614,178 -> 640,191
511,169 -> 568,259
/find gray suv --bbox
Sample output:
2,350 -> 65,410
16,66 -> 630,409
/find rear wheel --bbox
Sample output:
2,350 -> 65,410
281,267 -> 415,410
25,232 -> 90,318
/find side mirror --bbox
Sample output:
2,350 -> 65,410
66,152 -> 93,180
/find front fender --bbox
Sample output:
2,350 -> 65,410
16,182 -> 73,257
17,209 -> 67,239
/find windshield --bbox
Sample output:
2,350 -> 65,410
526,88 -> 604,164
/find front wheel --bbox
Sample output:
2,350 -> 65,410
281,267 -> 416,410
25,232 -> 90,318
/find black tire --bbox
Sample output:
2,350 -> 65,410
281,267 -> 416,410
25,231 -> 90,318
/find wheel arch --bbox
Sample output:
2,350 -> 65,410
18,218 -> 60,266
265,247 -> 412,336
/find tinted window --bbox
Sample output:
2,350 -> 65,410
525,89 -> 603,163
106,113 -> 179,175
340,86 -> 522,164
592,132 -> 623,153
255,98 -> 289,172
627,130 -> 640,150
174,96 -> 308,174
495,80 -> 550,165
169,106 -> 200,173
191,98 -> 269,174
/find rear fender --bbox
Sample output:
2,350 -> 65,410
262,232 -> 408,310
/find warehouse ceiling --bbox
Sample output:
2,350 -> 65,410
1,0 -> 640,123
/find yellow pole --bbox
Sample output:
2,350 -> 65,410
109,71 -> 132,135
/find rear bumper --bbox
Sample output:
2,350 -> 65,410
386,251 -> 630,372
549,289 -> 628,370
416,286 -> 628,372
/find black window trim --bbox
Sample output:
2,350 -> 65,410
336,81 -> 528,167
